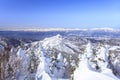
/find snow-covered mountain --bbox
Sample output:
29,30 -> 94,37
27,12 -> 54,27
0,34 -> 120,80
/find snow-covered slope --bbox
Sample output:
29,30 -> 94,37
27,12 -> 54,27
74,42 -> 120,80
0,34 -> 120,80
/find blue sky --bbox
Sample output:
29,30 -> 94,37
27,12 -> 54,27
0,0 -> 120,29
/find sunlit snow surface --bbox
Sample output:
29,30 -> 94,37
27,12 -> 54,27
74,42 -> 120,80
0,34 -> 120,80
74,60 -> 115,80
13,35 -> 120,80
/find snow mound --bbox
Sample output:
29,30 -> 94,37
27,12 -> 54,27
74,42 -> 120,80
42,34 -> 62,49
74,60 -> 116,80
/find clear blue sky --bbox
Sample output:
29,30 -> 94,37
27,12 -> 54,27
0,0 -> 120,29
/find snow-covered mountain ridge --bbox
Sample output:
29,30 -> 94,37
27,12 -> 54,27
0,34 -> 120,80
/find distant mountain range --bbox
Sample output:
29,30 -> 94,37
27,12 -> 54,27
0,28 -> 120,42
0,27 -> 120,32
